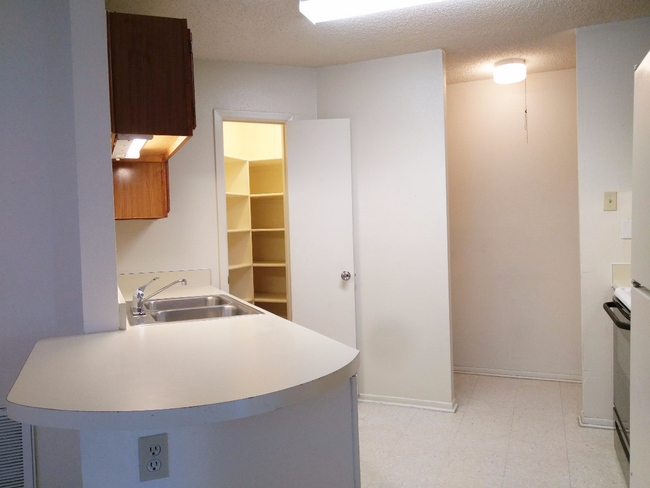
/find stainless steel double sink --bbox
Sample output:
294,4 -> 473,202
127,294 -> 262,326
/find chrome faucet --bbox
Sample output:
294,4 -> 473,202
131,277 -> 187,315
132,277 -> 159,315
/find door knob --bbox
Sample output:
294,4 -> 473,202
341,271 -> 351,281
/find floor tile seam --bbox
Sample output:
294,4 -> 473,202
464,374 -> 480,402
559,382 -> 574,488
448,379 -> 471,441
360,405 -> 414,487
450,375 -> 479,438
430,377 -> 477,486
447,381 -> 476,453
385,409 -> 417,461
501,379 -> 522,481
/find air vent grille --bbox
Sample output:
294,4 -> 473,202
0,409 -> 27,488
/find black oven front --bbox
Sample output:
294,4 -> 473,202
604,298 -> 631,485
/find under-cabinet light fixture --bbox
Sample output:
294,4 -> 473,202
493,59 -> 526,84
299,0 -> 444,24
112,134 -> 153,160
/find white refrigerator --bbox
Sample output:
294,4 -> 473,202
630,48 -> 650,488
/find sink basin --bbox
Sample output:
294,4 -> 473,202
144,295 -> 231,311
127,294 -> 262,326
150,304 -> 256,322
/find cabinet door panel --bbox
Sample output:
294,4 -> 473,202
113,161 -> 169,219
108,12 -> 194,136
286,119 -> 357,348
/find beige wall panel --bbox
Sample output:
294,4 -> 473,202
447,69 -> 582,380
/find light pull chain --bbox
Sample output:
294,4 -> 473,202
524,77 -> 529,144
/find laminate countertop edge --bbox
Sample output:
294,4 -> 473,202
7,354 -> 359,431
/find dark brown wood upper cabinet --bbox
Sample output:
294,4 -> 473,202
108,11 -> 195,220
107,12 -> 196,137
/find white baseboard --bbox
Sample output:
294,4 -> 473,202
359,394 -> 458,413
579,414 -> 614,430
454,366 -> 582,383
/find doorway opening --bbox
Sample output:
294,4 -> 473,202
222,121 -> 291,319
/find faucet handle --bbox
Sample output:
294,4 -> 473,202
133,276 -> 159,302
136,276 -> 159,294
132,277 -> 159,316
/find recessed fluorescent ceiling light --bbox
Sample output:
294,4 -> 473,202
493,59 -> 527,84
299,0 -> 443,24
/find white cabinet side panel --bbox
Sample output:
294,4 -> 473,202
632,51 -> 650,287
631,287 -> 650,487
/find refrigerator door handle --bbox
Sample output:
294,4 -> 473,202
604,302 -> 631,330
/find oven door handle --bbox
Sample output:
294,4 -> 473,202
604,302 -> 631,331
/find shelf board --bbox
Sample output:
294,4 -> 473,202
251,228 -> 284,233
226,192 -> 249,198
254,293 -> 287,304
232,296 -> 254,303
253,262 -> 286,268
224,155 -> 247,164
229,263 -> 252,271
249,158 -> 283,167
227,228 -> 251,234
250,193 -> 283,199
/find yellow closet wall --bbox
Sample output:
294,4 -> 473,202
223,122 -> 283,161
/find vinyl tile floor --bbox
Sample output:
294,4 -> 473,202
358,374 -> 627,488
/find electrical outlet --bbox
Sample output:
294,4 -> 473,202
138,433 -> 169,482
148,444 -> 162,457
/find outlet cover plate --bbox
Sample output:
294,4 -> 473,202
138,433 -> 169,482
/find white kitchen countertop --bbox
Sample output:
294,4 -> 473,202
7,285 -> 359,431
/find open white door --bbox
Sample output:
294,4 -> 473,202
286,119 -> 357,348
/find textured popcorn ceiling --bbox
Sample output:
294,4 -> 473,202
105,0 -> 650,84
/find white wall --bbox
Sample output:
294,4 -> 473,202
114,61 -> 317,282
317,51 -> 454,410
447,70 -> 582,381
1,0 -> 82,404
70,0 -> 120,334
576,17 -> 650,425
1,0 -> 117,485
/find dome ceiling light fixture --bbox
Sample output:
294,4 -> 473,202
493,58 -> 527,84
299,0 -> 445,24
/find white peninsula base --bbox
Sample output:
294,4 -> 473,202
9,284 -> 360,487
80,378 -> 359,488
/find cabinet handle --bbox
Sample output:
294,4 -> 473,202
341,271 -> 351,281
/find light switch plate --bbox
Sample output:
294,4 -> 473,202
604,191 -> 617,211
